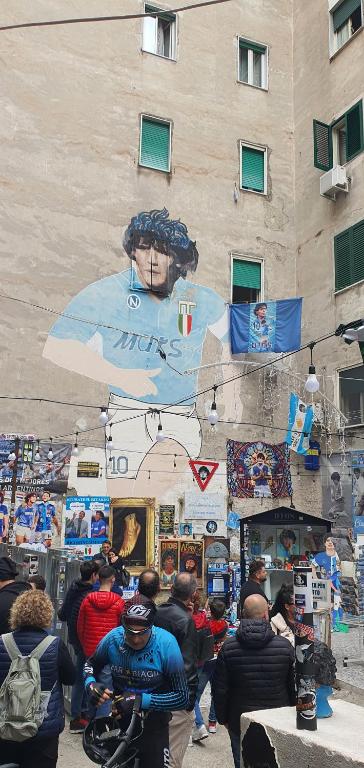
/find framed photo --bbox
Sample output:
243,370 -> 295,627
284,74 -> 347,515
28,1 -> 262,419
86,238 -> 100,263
179,539 -> 204,588
276,527 -> 300,559
159,539 -> 179,589
110,498 -> 155,574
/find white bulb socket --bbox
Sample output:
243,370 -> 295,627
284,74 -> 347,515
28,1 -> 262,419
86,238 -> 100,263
99,408 -> 109,426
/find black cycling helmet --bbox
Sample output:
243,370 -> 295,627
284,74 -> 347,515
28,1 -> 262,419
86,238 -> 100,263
83,717 -> 123,765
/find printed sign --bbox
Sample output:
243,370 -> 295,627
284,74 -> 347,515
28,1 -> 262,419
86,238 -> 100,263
77,462 -> 100,478
312,579 -> 330,610
65,496 -> 110,552
159,505 -> 175,536
184,492 -> 225,520
189,460 -> 219,491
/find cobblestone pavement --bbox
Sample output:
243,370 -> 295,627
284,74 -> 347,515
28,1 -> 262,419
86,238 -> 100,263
332,626 -> 364,690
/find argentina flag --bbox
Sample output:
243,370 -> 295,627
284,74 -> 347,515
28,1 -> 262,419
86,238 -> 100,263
230,298 -> 302,354
286,392 -> 314,455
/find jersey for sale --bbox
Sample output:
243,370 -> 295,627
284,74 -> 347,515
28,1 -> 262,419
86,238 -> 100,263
35,502 -> 56,532
84,625 -> 188,713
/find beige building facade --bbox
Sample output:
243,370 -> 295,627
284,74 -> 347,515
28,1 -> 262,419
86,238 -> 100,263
0,0 -> 363,543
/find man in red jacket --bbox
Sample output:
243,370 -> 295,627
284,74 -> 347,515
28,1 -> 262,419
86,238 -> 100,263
77,564 -> 125,718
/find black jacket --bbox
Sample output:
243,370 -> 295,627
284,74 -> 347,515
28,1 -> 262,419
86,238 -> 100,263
0,627 -> 75,739
154,597 -> 198,711
239,580 -> 268,609
0,581 -> 32,635
58,579 -> 94,653
212,619 -> 295,734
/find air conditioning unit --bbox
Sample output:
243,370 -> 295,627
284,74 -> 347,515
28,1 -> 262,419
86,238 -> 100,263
320,165 -> 349,200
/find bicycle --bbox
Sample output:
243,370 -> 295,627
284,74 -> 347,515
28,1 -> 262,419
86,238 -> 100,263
83,695 -> 144,768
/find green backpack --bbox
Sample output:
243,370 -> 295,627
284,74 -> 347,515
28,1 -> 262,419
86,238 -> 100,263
0,633 -> 57,742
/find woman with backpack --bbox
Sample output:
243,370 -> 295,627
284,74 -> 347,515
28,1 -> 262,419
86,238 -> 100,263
0,589 -> 75,768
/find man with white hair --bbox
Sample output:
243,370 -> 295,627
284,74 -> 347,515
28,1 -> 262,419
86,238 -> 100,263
212,594 -> 295,768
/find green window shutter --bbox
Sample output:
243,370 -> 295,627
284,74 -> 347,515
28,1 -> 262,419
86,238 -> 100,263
313,120 -> 332,171
335,228 -> 351,290
333,0 -> 361,31
352,219 -> 364,284
239,38 -> 266,55
145,4 -> 175,21
233,259 -> 261,289
140,118 -> 170,171
241,147 -> 265,192
346,101 -> 364,161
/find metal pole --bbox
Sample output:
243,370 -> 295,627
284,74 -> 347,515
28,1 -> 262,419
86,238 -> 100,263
294,565 -> 317,731
8,436 -> 20,546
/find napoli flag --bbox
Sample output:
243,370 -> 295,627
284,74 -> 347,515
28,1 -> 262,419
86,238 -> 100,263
230,298 -> 302,354
286,392 -> 314,455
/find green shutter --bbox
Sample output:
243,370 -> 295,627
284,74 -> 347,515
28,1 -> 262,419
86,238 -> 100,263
145,4 -> 175,21
346,101 -> 364,161
239,38 -> 266,55
313,120 -> 333,171
333,0 -> 361,31
140,118 -> 170,171
241,147 -> 265,192
352,219 -> 364,284
233,260 -> 261,289
335,228 -> 351,290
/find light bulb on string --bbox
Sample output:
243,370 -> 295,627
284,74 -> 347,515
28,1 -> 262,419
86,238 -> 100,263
8,448 -> 16,462
304,343 -> 319,394
106,424 -> 113,452
156,413 -> 165,442
99,407 -> 109,426
72,433 -> 79,457
47,438 -> 53,460
34,440 -> 41,462
208,386 -> 218,426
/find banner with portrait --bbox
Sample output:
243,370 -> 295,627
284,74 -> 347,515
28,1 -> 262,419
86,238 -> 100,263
286,392 -> 314,455
179,540 -> 204,588
0,434 -> 71,494
227,440 -> 292,499
352,450 -> 364,535
65,496 -> 110,554
159,539 -> 179,589
230,298 -> 302,354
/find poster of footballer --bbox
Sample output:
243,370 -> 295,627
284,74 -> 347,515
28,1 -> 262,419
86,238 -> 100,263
179,540 -> 204,588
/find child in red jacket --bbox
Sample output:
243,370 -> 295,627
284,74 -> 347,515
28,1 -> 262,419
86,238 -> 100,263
192,598 -> 228,742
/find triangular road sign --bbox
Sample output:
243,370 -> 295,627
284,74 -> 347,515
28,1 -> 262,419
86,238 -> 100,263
189,460 -> 219,491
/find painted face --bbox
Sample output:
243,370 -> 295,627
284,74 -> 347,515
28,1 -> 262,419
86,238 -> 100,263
42,493 -> 50,502
256,306 -> 267,320
124,625 -> 151,650
163,555 -> 175,573
185,558 -> 196,573
28,495 -> 36,505
134,242 -> 175,292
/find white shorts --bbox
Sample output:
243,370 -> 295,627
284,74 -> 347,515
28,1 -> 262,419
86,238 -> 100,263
107,394 -> 202,480
253,485 -> 272,498
15,524 -> 31,539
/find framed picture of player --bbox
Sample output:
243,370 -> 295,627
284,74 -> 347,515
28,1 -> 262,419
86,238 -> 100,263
159,539 -> 179,589
110,498 -> 155,574
179,539 -> 204,588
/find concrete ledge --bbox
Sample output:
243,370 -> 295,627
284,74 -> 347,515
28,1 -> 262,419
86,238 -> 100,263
241,701 -> 364,767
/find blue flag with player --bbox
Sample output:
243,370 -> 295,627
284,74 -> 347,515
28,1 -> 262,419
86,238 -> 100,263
286,392 -> 314,455
230,298 -> 302,354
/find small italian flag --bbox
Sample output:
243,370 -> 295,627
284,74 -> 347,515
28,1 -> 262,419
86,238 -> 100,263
178,313 -> 192,336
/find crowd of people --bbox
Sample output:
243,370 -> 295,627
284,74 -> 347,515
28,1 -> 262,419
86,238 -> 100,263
0,552 -> 297,768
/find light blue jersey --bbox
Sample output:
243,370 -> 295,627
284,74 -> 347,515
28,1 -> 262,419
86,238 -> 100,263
48,269 -> 227,404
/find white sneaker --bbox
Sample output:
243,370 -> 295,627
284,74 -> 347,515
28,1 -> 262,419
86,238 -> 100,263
208,722 -> 217,734
192,724 -> 209,742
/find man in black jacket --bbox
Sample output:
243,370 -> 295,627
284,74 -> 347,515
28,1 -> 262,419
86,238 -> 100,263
212,594 -> 295,768
239,559 -> 269,609
58,560 -> 99,733
0,556 -> 31,634
154,573 -> 198,768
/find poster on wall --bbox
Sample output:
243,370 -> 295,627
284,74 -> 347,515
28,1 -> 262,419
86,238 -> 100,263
179,540 -> 204,588
65,496 -> 110,553
110,497 -> 155,572
204,536 -> 230,560
189,460 -> 219,491
227,440 -> 292,499
3,489 -> 63,548
192,519 -> 226,536
77,462 -> 100,478
179,522 -> 193,536
159,539 -> 179,589
352,451 -> 364,534
321,453 -> 351,527
43,208 -> 230,481
286,393 -> 314,455
184,492 -> 226,520
0,435 -> 71,494
159,505 -> 175,536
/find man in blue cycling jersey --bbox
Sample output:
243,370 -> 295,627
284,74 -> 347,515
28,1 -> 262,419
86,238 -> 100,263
34,490 -> 61,543
84,599 -> 188,768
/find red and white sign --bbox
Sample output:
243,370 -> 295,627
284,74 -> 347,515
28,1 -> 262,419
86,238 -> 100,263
189,460 -> 219,491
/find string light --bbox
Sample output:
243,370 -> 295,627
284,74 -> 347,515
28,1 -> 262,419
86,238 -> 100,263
72,432 -> 79,457
8,447 -> 16,462
106,424 -> 113,452
305,343 -> 320,394
99,407 -> 109,426
47,438 -> 53,460
156,413 -> 165,442
34,440 -> 41,461
208,386 -> 218,426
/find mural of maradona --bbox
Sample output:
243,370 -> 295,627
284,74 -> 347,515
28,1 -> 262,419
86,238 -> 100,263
43,209 -> 229,479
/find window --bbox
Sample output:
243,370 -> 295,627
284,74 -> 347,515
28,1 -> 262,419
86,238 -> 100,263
331,0 -> 362,53
313,100 -> 364,169
143,5 -> 176,59
139,116 -> 171,172
339,365 -> 364,426
334,218 -> 364,291
231,257 -> 262,303
240,143 -> 267,194
238,38 -> 267,89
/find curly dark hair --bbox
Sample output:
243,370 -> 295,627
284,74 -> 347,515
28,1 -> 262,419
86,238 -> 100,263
123,208 -> 199,278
